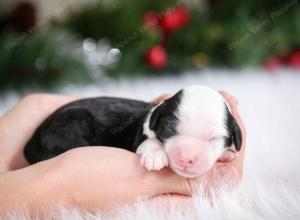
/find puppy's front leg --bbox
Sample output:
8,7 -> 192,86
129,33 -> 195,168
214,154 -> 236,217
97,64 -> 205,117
136,138 -> 169,171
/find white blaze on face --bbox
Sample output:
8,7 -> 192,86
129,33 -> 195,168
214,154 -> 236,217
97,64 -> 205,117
165,86 -> 228,178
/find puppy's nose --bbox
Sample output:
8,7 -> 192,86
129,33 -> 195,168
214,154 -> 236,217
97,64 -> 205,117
179,157 -> 197,169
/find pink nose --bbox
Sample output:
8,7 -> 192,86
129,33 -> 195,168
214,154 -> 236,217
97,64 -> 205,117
178,157 -> 197,169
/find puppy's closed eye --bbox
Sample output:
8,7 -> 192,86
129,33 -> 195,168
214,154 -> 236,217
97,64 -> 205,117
209,136 -> 225,142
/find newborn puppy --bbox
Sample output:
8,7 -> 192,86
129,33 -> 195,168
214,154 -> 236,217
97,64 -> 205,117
24,85 -> 242,178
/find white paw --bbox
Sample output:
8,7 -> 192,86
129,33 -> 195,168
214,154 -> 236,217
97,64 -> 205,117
140,148 -> 169,171
136,138 -> 169,171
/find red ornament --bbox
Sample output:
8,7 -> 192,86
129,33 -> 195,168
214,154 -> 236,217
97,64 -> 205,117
264,57 -> 281,72
160,6 -> 190,33
286,51 -> 300,69
145,45 -> 168,70
142,7 -> 190,70
143,11 -> 159,30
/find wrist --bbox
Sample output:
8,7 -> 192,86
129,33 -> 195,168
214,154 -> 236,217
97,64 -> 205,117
0,157 -> 71,213
30,157 -> 74,209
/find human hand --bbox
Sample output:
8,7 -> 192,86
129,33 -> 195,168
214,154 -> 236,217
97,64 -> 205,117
0,94 -> 82,173
0,91 -> 245,213
51,91 -> 245,211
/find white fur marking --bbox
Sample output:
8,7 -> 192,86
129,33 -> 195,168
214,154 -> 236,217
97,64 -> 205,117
176,85 -> 228,138
142,107 -> 158,139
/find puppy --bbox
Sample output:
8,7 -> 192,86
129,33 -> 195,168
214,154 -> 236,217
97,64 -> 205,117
24,85 -> 242,178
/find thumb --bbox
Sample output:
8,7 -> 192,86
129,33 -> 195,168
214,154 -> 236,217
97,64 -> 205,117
151,165 -> 239,197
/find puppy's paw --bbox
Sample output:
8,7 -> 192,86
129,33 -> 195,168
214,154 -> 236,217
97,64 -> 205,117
140,148 -> 169,171
137,138 -> 169,171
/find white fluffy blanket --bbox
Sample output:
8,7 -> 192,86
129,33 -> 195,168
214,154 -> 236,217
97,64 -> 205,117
1,69 -> 300,219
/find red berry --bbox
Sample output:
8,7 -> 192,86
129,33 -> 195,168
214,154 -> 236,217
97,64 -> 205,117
160,6 -> 190,32
264,57 -> 281,72
145,45 -> 167,70
287,51 -> 300,69
143,12 -> 159,30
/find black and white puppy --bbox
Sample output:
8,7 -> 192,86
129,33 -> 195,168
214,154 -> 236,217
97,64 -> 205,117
24,85 -> 242,178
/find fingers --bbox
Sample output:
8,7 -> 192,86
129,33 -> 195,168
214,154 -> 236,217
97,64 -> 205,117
219,91 -> 244,131
0,94 -> 84,173
198,165 -> 240,197
219,91 -> 238,109
151,93 -> 173,105
145,167 -> 192,196
219,91 -> 246,178
152,164 -> 241,199
155,167 -> 217,197
219,91 -> 246,143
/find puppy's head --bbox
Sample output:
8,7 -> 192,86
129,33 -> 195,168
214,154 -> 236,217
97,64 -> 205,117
148,85 -> 242,178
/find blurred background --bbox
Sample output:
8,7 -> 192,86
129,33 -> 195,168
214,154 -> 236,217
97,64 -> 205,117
0,0 -> 300,172
0,0 -> 300,93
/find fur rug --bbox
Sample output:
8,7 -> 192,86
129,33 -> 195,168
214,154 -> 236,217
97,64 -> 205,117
1,69 -> 300,219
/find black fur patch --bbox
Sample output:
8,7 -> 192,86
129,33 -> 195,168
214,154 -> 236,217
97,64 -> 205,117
149,90 -> 183,143
24,97 -> 154,164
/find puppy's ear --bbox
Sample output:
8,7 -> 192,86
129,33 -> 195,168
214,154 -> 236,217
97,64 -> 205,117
149,90 -> 183,131
226,107 -> 242,151
149,91 -> 183,142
